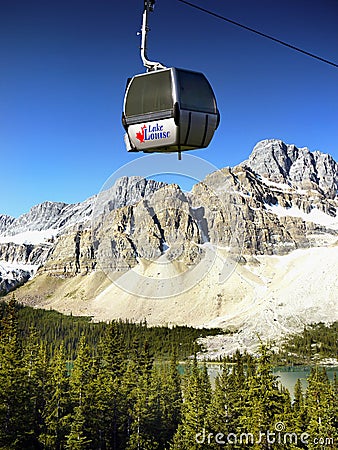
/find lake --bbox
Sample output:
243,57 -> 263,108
273,366 -> 337,397
179,363 -> 338,398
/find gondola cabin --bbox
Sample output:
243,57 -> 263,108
122,67 -> 220,154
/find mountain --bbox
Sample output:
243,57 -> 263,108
245,139 -> 338,198
1,139 -> 337,356
0,177 -> 165,294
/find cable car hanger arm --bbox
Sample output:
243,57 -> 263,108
140,0 -> 166,71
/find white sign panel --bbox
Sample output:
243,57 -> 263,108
128,118 -> 177,150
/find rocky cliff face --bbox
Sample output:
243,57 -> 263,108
2,177 -> 166,238
246,139 -> 338,198
95,183 -> 203,271
0,215 -> 15,234
189,162 -> 336,256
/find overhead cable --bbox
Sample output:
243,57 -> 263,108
177,0 -> 338,69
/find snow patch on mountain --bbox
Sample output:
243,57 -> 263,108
0,261 -> 39,277
264,203 -> 338,229
0,229 -> 58,245
0,261 -> 39,295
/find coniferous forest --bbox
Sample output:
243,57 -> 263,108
0,298 -> 337,449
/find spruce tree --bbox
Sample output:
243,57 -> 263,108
22,329 -> 49,449
66,334 -> 93,449
0,297 -> 36,449
170,357 -> 211,450
40,342 -> 71,449
92,322 -> 130,449
291,378 -> 307,441
124,340 -> 159,450
305,367 -> 337,449
332,373 -> 338,433
65,405 -> 92,450
240,345 -> 288,450
159,349 -> 182,446
206,351 -> 248,449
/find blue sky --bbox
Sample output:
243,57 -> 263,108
1,0 -> 337,217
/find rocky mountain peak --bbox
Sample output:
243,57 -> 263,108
2,202 -> 68,236
246,139 -> 338,198
1,176 -> 167,239
101,176 -> 167,212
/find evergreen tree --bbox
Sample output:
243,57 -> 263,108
0,297 -> 36,449
240,345 -> 287,449
22,329 -> 50,449
305,367 -> 337,449
123,351 -> 182,449
100,321 -> 127,378
170,357 -> 211,450
293,379 -> 305,412
125,340 -> 160,450
66,335 -> 93,449
291,378 -> 307,442
159,349 -> 182,446
206,367 -> 231,449
65,406 -> 92,450
206,351 -> 248,448
40,343 -> 71,449
332,373 -> 338,432
92,322 -> 130,449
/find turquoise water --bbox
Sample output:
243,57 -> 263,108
273,366 -> 337,397
179,363 -> 338,398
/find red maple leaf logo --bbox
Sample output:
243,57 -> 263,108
136,125 -> 146,143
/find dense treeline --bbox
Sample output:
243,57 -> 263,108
1,298 -> 337,449
280,322 -> 338,364
0,300 -> 224,361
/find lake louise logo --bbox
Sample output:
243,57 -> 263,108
136,123 -> 170,143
